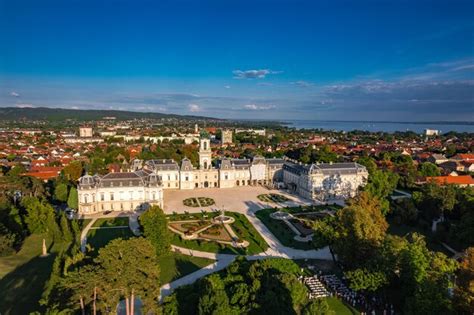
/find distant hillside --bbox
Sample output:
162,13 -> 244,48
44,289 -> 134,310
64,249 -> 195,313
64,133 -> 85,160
0,107 -> 221,122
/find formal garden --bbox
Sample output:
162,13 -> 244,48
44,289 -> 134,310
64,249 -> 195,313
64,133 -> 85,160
168,211 -> 269,255
257,193 -> 289,203
182,197 -> 215,207
84,216 -> 215,284
255,205 -> 340,250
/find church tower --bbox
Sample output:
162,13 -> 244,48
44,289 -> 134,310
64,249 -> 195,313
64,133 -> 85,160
199,135 -> 212,170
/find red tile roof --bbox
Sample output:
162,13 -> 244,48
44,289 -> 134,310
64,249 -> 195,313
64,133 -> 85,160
426,175 -> 474,186
456,153 -> 474,161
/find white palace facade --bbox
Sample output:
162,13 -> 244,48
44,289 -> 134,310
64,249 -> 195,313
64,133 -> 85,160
77,136 -> 368,214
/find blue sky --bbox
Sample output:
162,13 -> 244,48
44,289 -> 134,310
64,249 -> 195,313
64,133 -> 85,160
0,0 -> 473,121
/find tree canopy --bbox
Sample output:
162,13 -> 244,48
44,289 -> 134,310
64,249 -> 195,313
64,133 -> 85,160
140,205 -> 172,256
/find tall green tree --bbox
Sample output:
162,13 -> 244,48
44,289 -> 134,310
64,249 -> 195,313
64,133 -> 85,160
59,213 -> 73,243
140,205 -> 172,256
399,233 -> 457,313
364,169 -> 399,215
21,197 -> 58,235
333,192 -> 388,267
60,238 -> 161,314
67,187 -> 78,210
94,237 -> 161,314
54,183 -> 69,202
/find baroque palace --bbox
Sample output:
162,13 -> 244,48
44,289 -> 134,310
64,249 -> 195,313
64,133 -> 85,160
77,136 -> 368,214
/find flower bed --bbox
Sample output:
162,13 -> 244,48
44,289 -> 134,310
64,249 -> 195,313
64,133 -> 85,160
257,193 -> 290,203
182,197 -> 215,207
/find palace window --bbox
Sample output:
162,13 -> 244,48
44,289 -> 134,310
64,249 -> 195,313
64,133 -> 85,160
110,193 -> 114,201
101,193 -> 105,201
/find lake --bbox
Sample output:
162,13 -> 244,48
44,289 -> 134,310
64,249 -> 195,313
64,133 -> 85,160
283,120 -> 474,133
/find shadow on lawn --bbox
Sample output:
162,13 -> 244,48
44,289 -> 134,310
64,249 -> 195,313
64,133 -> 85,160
173,257 -> 207,281
0,253 -> 57,315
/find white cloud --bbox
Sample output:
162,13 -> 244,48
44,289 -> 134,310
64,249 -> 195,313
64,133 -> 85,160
224,85 -> 231,89
451,64 -> 474,71
233,69 -> 281,79
291,80 -> 315,88
243,104 -> 276,110
188,103 -> 201,112
10,91 -> 20,97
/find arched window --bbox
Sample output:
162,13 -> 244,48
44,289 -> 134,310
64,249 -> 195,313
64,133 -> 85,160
204,161 -> 208,169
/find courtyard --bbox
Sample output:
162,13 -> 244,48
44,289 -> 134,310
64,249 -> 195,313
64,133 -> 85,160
164,186 -> 312,214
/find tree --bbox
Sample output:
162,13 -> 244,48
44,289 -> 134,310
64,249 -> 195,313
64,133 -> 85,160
419,162 -> 441,177
414,183 -> 456,220
454,247 -> 474,314
94,238 -> 161,314
63,161 -> 83,182
303,298 -> 335,315
140,205 -> 172,256
60,238 -> 160,314
399,233 -> 458,313
364,169 -> 399,215
392,198 -> 419,224
333,192 -> 388,266
21,197 -> 58,235
357,156 -> 377,175
59,213 -> 73,243
54,183 -> 69,202
197,274 -> 234,315
277,273 -> 308,313
345,268 -> 388,292
59,264 -> 102,314
0,223 -> 16,256
67,187 -> 78,210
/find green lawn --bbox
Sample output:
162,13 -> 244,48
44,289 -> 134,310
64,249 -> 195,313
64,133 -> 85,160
92,217 -> 129,227
170,212 -> 269,255
158,252 -> 214,284
325,297 -> 359,315
255,208 -> 315,250
0,233 -> 68,315
87,227 -> 135,251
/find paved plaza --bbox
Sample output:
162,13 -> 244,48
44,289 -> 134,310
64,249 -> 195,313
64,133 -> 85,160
163,186 -> 312,214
